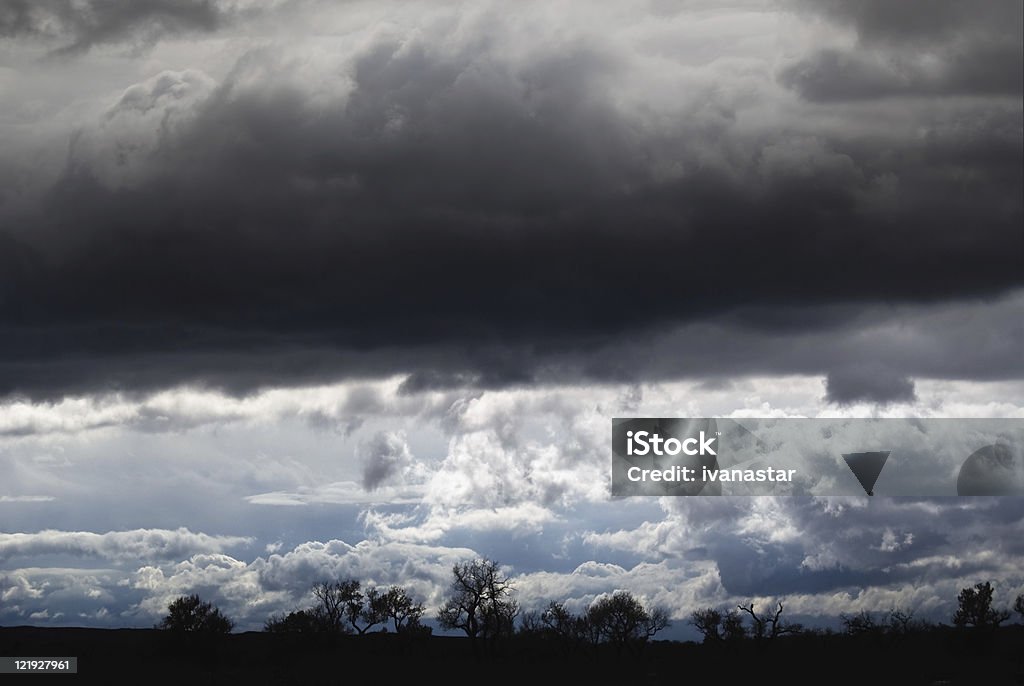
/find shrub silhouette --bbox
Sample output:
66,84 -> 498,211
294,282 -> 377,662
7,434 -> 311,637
158,594 -> 233,635
267,581 -> 428,637
264,608 -> 328,634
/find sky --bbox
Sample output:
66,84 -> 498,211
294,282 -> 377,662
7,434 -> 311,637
0,0 -> 1022,638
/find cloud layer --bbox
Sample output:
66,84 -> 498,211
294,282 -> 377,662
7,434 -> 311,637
0,0 -> 245,53
1,0 -> 1021,640
3,495 -> 1022,636
0,528 -> 252,562
2,377 -> 1023,634
0,0 -> 1020,399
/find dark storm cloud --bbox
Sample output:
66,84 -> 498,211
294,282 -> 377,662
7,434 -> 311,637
804,0 -> 1022,44
824,365 -> 916,406
778,46 -> 1023,101
783,0 -> 1023,101
0,0 -> 233,53
0,6 -> 1021,399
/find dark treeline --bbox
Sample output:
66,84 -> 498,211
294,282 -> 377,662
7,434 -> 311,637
256,557 -> 672,658
2,565 -> 1022,684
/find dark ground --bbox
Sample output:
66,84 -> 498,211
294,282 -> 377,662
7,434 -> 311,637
1,625 -> 1022,685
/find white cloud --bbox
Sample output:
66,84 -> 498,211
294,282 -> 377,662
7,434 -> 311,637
362,502 -> 558,544
1,377 -> 1022,632
245,480 -> 427,506
123,537 -> 481,629
877,528 -> 914,553
0,528 -> 252,563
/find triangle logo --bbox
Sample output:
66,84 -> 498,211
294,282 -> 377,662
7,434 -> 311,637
842,451 -> 890,496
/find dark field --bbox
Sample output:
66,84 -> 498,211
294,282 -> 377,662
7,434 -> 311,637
2,625 -> 1022,685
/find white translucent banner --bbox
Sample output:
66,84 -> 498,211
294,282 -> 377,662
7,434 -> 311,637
611,418 -> 1024,496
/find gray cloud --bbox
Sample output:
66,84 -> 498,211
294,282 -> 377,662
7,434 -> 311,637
824,364 -> 917,405
359,430 -> 412,491
0,568 -> 135,627
779,46 -> 1023,101
783,1 -> 1023,101
0,0 -> 234,53
0,9 -> 1019,398
587,495 -> 1024,613
1,0 -> 1022,635
0,528 -> 252,562
802,0 -> 1022,45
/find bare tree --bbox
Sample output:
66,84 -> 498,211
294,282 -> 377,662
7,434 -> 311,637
840,610 -> 879,636
737,602 -> 765,640
953,581 -> 1011,631
738,601 -> 801,641
518,609 -> 543,636
887,607 -> 918,636
437,558 -> 518,646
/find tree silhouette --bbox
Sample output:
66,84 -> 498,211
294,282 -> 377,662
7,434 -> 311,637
345,584 -> 387,635
517,609 -> 543,636
379,585 -> 426,634
527,600 -> 589,654
311,580 -> 355,634
1014,593 -> 1024,621
437,558 -> 518,646
840,610 -> 879,636
738,601 -> 801,641
541,601 -> 581,639
689,608 -> 724,643
953,581 -> 1011,630
585,591 -> 670,656
689,606 -> 744,645
886,607 -> 923,637
267,581 -> 427,637
158,594 -> 233,635
721,609 -> 745,642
